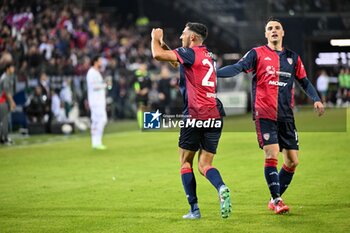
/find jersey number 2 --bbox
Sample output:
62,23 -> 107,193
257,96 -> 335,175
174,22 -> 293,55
201,58 -> 214,87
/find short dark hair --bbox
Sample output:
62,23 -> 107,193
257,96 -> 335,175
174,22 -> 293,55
265,17 -> 283,27
91,55 -> 101,66
186,22 -> 208,41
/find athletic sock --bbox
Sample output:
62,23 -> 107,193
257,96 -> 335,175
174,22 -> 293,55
204,167 -> 225,191
279,164 -> 295,195
181,168 -> 198,211
264,158 -> 280,199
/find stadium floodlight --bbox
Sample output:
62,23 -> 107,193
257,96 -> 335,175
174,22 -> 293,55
330,39 -> 350,47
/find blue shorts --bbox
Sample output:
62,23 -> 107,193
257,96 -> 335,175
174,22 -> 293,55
178,118 -> 223,154
255,118 -> 299,151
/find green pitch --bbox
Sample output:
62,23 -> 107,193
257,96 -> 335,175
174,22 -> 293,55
0,108 -> 349,233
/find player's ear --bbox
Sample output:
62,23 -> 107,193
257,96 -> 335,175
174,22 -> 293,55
282,29 -> 285,37
190,33 -> 195,41
265,31 -> 268,39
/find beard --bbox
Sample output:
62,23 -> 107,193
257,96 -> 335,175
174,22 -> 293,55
182,38 -> 190,48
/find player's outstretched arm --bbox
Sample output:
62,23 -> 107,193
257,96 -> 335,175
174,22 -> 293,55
217,64 -> 243,78
216,49 -> 257,78
151,28 -> 178,62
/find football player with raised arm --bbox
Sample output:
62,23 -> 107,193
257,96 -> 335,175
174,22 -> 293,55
151,22 -> 232,219
217,18 -> 324,214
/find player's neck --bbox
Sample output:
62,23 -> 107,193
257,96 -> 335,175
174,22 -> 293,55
189,41 -> 203,48
267,42 -> 283,51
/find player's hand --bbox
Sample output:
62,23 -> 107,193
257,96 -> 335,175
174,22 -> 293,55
314,101 -> 325,116
151,28 -> 163,42
160,38 -> 165,47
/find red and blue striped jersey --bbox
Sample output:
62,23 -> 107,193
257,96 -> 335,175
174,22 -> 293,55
217,45 -> 320,122
173,45 -> 222,120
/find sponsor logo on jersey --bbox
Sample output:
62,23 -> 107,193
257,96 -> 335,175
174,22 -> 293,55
268,80 -> 287,87
265,66 -> 291,78
264,57 -> 272,61
276,71 -> 291,78
266,66 -> 276,76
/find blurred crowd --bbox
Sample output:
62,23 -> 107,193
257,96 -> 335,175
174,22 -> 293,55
0,0 -> 181,136
1,0 -> 349,141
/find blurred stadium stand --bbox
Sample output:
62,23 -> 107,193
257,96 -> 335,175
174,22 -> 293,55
1,0 -> 349,135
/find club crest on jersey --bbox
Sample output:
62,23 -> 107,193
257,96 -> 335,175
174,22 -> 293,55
263,133 -> 270,141
287,58 -> 293,65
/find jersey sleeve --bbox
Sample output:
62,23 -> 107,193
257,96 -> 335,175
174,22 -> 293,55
295,56 -> 307,80
217,49 -> 257,78
172,47 -> 195,66
294,56 -> 320,102
296,77 -> 321,102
